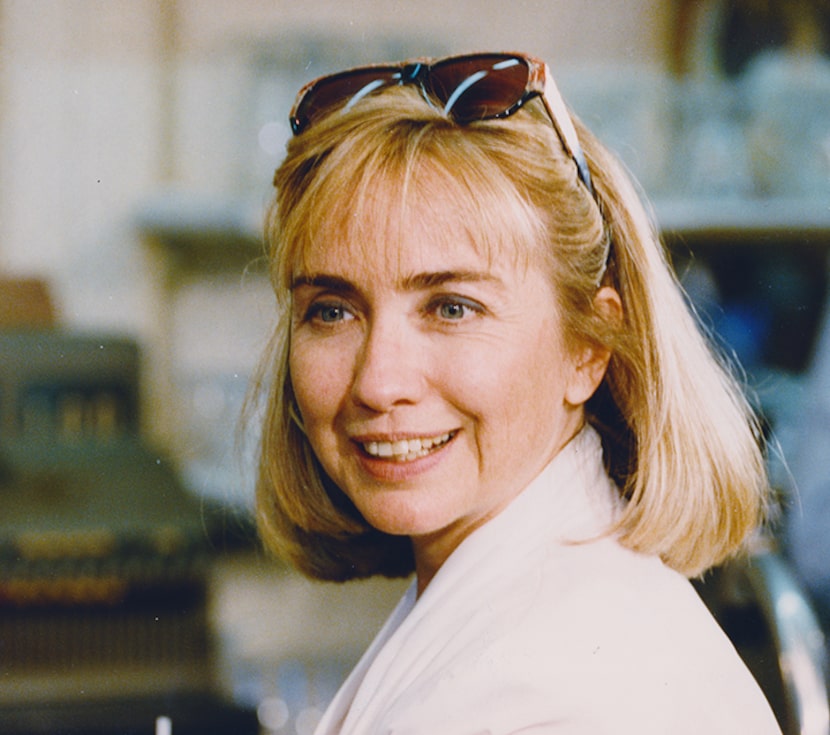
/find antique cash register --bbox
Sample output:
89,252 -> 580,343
0,331 -> 256,734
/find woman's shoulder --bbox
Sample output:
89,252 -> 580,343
373,541 -> 781,734
486,542 -> 781,733
510,537 -> 738,671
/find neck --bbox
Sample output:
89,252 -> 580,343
411,521 -> 479,598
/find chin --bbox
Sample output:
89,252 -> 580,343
354,495 -> 446,539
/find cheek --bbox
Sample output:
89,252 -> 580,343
288,340 -> 348,428
446,347 -> 549,436
485,330 -> 575,432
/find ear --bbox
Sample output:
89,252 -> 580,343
564,286 -> 622,406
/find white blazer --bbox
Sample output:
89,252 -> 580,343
314,427 -> 782,734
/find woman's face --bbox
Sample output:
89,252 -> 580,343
288,187 -> 599,576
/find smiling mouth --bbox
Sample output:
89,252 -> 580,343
361,432 -> 455,462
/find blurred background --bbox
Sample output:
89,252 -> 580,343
1,1 -> 830,733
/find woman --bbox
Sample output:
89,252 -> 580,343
255,53 -> 781,734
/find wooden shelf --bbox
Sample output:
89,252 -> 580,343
655,196 -> 830,244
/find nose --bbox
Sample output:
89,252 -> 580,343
351,317 -> 426,412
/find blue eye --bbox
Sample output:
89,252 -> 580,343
432,296 -> 483,321
320,305 -> 346,322
307,302 -> 352,323
439,302 -> 468,319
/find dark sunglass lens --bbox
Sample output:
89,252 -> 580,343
427,55 -> 529,122
293,68 -> 402,133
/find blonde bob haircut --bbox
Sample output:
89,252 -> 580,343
256,83 -> 769,581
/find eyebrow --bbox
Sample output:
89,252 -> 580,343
290,270 -> 501,292
290,274 -> 355,292
402,270 -> 501,290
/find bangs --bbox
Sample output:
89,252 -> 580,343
272,93 -> 548,290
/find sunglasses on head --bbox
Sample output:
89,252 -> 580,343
289,52 -> 595,199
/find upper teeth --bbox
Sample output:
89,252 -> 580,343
363,433 -> 452,460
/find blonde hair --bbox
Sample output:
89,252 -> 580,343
256,84 -> 769,580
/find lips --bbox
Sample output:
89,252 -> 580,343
360,432 -> 455,462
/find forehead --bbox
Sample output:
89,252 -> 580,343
302,191 -> 486,281
289,155 -> 542,283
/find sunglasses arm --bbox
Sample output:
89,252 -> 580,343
540,63 -> 595,198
